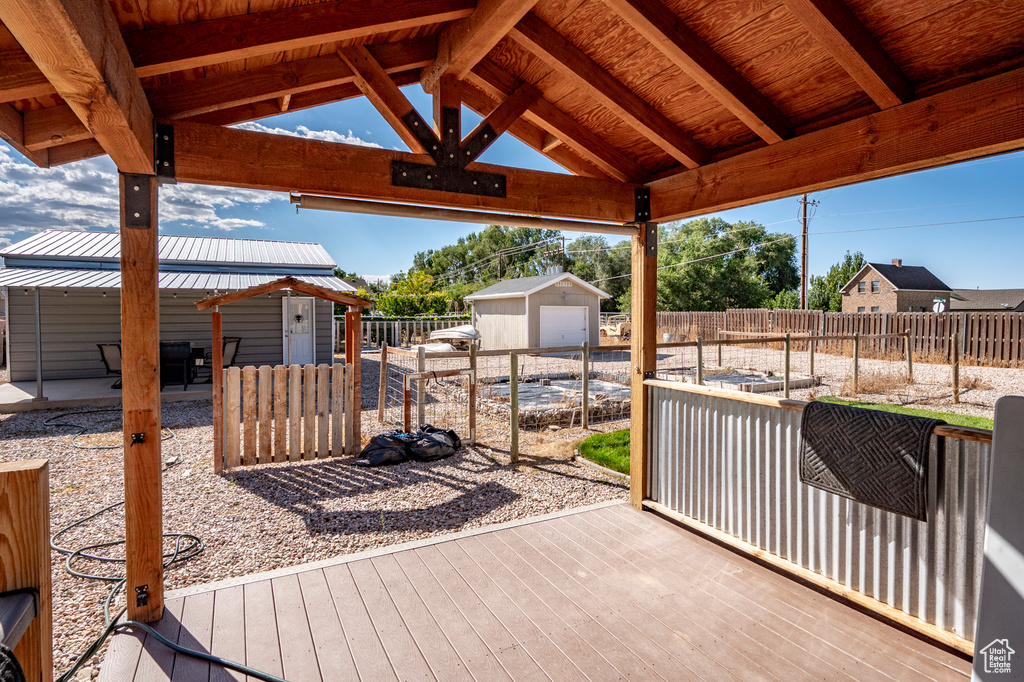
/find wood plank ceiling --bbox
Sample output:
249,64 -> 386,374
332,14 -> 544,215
0,0 -> 1022,214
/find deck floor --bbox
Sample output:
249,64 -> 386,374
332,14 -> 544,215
98,502 -> 970,681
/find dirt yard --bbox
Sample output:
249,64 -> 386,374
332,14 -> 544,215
0,393 -> 626,677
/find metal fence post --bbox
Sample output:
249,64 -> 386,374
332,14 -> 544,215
809,336 -> 816,378
853,332 -> 860,395
377,343 -> 388,422
696,337 -> 704,385
510,352 -> 519,463
717,328 -> 723,367
581,341 -> 590,429
952,333 -> 961,404
416,345 -> 426,427
905,329 -> 913,382
468,343 -> 477,445
784,333 -> 791,399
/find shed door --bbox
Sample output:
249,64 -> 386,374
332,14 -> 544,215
539,306 -> 588,347
283,296 -> 315,365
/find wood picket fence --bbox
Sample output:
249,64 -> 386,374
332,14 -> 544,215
652,308 -> 1024,366
219,363 -> 356,470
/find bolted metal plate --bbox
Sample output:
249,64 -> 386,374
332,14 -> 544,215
401,109 -> 442,158
122,173 -> 153,228
392,160 -> 506,197
460,123 -> 497,166
154,123 -> 176,183
646,221 -> 657,258
635,187 -> 651,222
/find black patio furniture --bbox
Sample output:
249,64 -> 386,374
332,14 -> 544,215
97,344 -> 122,389
159,341 -> 191,391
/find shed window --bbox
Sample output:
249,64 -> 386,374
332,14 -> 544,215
871,281 -> 880,293
871,307 -> 880,313
858,307 -> 866,313
858,282 -> 866,293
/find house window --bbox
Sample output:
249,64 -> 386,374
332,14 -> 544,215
871,307 -> 879,313
857,307 -> 866,313
871,281 -> 880,293
857,282 -> 866,293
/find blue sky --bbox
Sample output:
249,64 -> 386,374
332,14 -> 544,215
2,84 -> 1023,288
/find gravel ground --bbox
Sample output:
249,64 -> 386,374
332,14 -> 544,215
0,391 -> 626,677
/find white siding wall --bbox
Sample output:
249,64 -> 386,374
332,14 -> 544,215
472,298 -> 527,350
5,288 -> 332,382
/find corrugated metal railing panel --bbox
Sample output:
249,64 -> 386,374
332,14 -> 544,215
648,384 -> 990,642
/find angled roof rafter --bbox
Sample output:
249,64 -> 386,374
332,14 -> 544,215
0,0 -> 154,174
0,103 -> 49,168
420,0 -> 540,91
781,0 -> 913,109
603,0 -> 793,144
196,276 -> 372,311
508,12 -> 709,168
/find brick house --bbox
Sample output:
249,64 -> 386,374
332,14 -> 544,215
840,259 -> 953,313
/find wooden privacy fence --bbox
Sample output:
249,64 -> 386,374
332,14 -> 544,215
653,309 -> 1024,366
218,363 -> 357,471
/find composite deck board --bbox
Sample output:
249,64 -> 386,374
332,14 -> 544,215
101,503 -> 972,681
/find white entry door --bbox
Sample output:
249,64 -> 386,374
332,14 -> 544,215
283,297 -> 315,365
539,306 -> 588,347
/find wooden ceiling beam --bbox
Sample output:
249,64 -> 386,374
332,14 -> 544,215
171,120 -> 636,223
464,82 -> 541,146
0,103 -> 49,167
458,82 -> 608,178
782,0 -> 912,109
648,67 -> 1024,222
467,61 -> 649,182
509,12 -> 708,168
126,0 -> 473,78
0,0 -> 154,174
0,0 -> 473,103
31,39 -> 433,154
420,0 -> 540,92
604,0 -> 792,144
46,138 -> 104,166
338,44 -> 436,155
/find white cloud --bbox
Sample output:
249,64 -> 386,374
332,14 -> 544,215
233,122 -> 381,148
0,142 -> 283,234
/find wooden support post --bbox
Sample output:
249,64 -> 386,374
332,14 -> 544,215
377,343 -> 388,422
416,344 -> 426,428
952,333 -> 961,404
581,341 -> 590,430
468,343 -> 477,445
784,333 -> 791,399
905,329 -> 913,382
510,352 -> 519,464
853,332 -> 860,395
119,172 -> 163,623
0,460 -> 51,682
211,308 -> 223,472
630,223 -> 657,509
717,329 -> 723,367
696,337 -> 704,385
403,379 -> 412,433
345,308 -> 362,451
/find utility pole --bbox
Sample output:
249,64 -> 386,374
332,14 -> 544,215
798,193 -> 819,309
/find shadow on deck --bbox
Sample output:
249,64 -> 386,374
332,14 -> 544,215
98,501 -> 970,681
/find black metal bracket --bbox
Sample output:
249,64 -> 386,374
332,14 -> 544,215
392,160 -> 506,197
154,123 -> 175,184
135,585 -> 149,607
131,432 -> 145,446
645,221 -> 657,258
392,105 -> 508,198
644,370 -> 656,379
122,174 -> 153,229
635,187 -> 651,223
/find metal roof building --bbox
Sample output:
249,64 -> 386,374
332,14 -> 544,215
1,230 -> 350,385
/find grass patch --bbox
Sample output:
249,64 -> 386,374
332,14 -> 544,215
817,397 -> 993,430
577,429 -> 630,475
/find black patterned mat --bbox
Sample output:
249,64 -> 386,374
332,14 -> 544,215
799,401 -> 943,521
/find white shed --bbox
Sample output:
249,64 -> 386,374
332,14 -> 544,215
465,273 -> 610,350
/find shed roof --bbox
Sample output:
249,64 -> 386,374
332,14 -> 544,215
841,263 -> 952,293
0,230 -> 337,270
465,272 -> 610,300
950,288 -> 1024,311
0,267 -> 353,292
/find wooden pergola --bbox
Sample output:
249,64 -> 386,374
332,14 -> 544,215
0,0 -> 1020,630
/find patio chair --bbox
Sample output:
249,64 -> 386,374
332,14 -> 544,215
194,337 -> 241,383
97,344 -> 122,389
160,341 -> 191,391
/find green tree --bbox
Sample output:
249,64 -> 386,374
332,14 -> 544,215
409,224 -> 561,285
807,251 -> 865,311
564,236 -> 631,311
391,271 -> 435,296
767,289 -> 800,309
333,267 -> 358,279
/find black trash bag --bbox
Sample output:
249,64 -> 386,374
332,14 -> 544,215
408,424 -> 462,462
355,431 -> 412,467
